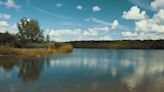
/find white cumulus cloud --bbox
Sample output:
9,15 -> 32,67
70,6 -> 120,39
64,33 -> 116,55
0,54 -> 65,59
121,2 -> 164,40
112,20 -> 119,29
0,13 -> 11,20
0,21 -> 18,34
100,36 -> 113,40
0,1 -> 3,5
0,0 -> 21,10
44,26 -> 110,41
135,9 -> 164,33
0,21 -> 9,27
151,0 -> 164,10
92,6 -> 101,12
121,31 -> 138,37
122,6 -> 147,20
56,3 -> 62,7
76,5 -> 83,10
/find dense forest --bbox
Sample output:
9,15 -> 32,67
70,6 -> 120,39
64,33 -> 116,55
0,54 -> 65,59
69,40 -> 164,49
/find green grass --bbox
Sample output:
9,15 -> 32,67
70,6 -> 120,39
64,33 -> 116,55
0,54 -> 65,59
0,44 -> 73,56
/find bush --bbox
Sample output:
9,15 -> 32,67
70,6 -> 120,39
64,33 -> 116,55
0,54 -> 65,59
0,32 -> 19,47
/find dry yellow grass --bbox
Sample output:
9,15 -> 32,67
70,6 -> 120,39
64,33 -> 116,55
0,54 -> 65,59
0,45 -> 73,56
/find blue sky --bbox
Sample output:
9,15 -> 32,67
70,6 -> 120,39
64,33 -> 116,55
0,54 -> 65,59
0,0 -> 163,41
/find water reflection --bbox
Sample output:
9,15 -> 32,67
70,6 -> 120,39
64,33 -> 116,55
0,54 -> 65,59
0,56 -> 50,82
18,58 -> 44,81
0,49 -> 164,92
0,56 -> 18,71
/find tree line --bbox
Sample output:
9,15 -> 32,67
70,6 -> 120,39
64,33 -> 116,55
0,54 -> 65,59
69,40 -> 164,49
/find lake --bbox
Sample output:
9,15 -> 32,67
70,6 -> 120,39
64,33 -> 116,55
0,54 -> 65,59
0,48 -> 164,92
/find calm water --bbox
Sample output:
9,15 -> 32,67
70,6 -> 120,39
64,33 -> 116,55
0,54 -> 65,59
0,48 -> 164,92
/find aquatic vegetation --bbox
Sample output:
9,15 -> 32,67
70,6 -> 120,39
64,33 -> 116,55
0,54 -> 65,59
0,44 -> 73,56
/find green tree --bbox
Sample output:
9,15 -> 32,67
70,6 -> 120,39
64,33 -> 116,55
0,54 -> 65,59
46,35 -> 50,42
0,32 -> 18,46
17,17 -> 44,43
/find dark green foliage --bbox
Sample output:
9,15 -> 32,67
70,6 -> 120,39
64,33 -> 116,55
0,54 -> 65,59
46,35 -> 50,42
0,32 -> 19,47
17,17 -> 44,43
69,40 -> 164,49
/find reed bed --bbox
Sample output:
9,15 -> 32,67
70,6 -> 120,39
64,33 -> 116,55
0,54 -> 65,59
0,44 -> 73,56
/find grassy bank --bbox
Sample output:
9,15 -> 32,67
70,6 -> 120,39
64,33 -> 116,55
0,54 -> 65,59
0,44 -> 73,56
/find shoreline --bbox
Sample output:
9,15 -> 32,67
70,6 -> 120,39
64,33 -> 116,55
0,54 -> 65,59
0,45 -> 73,57
68,40 -> 164,49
